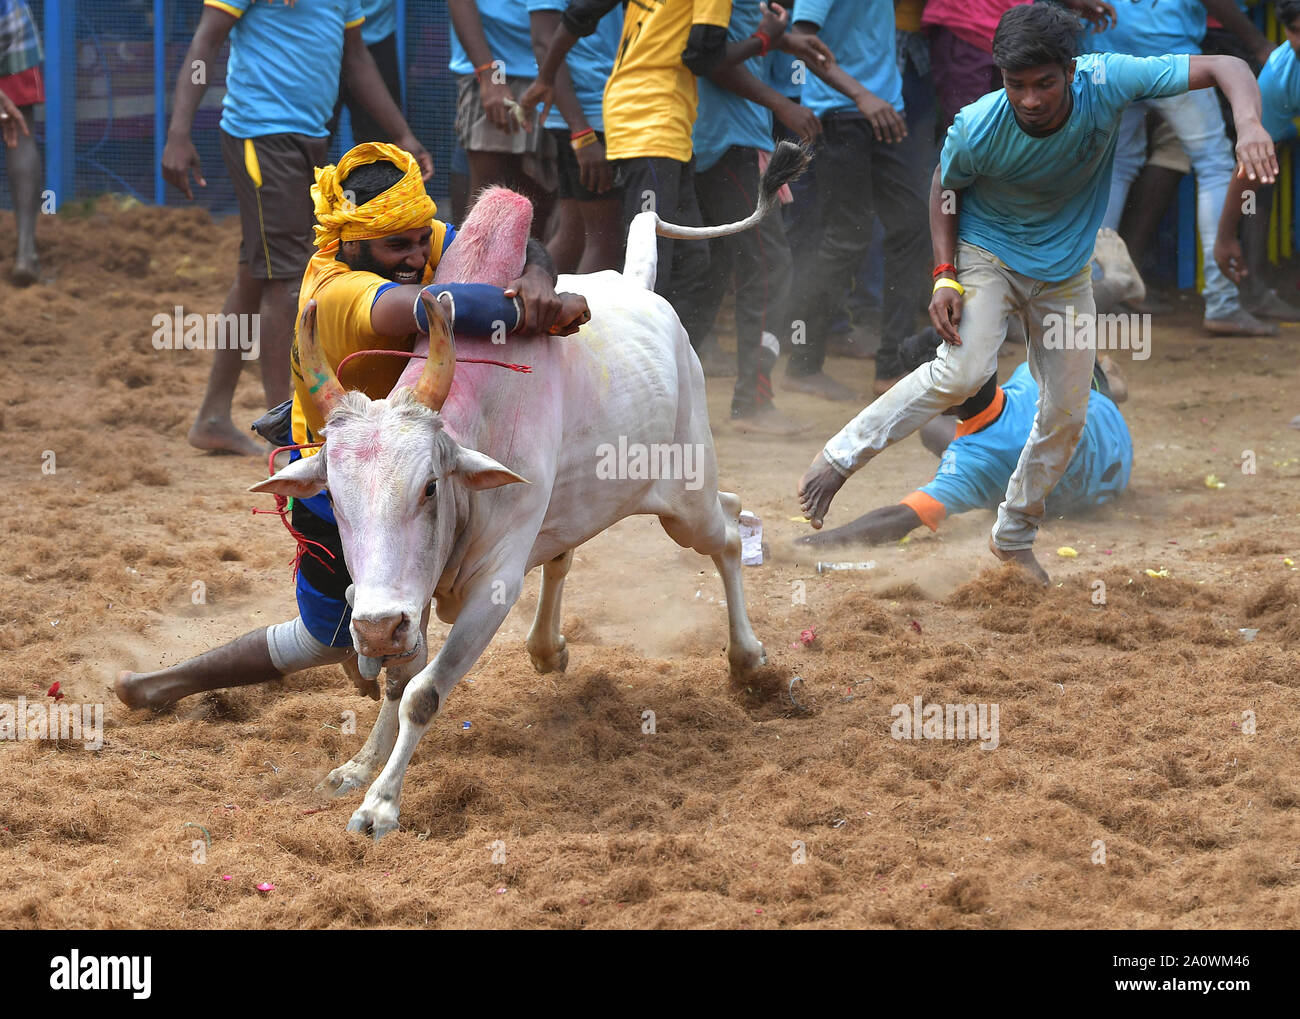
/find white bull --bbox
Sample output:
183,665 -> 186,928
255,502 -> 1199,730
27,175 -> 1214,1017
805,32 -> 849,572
252,142 -> 807,839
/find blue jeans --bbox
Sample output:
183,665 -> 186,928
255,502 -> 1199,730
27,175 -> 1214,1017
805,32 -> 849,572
1103,89 -> 1239,319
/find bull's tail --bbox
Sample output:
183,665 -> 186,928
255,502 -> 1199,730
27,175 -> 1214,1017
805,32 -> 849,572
622,139 -> 811,291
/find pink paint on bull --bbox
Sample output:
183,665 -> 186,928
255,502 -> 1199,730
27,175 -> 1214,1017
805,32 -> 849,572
392,186 -> 535,395
250,140 -> 810,841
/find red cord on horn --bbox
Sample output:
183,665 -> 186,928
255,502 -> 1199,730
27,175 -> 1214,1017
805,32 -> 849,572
336,348 -> 532,380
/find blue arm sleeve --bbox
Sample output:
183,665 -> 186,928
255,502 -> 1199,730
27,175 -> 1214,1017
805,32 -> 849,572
414,283 -> 522,337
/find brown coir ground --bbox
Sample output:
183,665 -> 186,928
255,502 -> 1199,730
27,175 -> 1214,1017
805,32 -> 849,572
0,200 -> 1297,929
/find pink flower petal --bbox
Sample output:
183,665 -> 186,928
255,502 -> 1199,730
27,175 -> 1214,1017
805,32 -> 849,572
256,882 -> 275,892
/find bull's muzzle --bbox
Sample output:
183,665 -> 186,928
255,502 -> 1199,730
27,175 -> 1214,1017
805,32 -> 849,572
352,612 -> 413,659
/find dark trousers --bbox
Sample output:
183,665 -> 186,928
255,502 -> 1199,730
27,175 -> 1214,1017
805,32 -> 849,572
694,146 -> 793,413
328,33 -> 401,143
787,112 -> 929,378
614,155 -> 712,347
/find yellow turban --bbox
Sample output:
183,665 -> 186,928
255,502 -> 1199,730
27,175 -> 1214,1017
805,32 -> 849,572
311,142 -> 436,250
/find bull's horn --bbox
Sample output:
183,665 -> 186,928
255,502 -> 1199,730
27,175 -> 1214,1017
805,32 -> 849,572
294,300 -> 345,422
412,290 -> 456,412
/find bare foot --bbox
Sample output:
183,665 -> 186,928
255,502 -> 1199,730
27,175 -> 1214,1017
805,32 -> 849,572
783,370 -> 861,403
1097,354 -> 1128,404
733,402 -> 811,436
10,257 -> 38,287
189,416 -> 266,457
988,537 -> 1050,587
115,670 -> 181,711
797,451 -> 846,529
1289,413 -> 1300,431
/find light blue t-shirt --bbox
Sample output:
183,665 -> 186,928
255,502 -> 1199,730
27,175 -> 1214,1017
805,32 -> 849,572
448,0 -> 538,78
920,363 -> 1132,518
793,0 -> 902,118
941,52 -> 1190,281
767,50 -> 802,101
217,0 -> 364,139
359,0 -> 395,46
1084,0 -> 1205,58
1259,42 -> 1300,142
694,2 -> 777,172
525,0 -> 620,132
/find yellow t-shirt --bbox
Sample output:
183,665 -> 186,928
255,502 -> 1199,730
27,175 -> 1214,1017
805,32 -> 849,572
290,218 -> 449,448
602,0 -> 733,163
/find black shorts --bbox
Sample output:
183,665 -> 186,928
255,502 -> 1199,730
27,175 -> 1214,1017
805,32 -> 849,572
220,129 -> 328,280
549,127 -> 620,202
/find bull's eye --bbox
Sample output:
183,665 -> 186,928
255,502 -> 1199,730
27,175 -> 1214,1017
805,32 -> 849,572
423,480 -> 437,500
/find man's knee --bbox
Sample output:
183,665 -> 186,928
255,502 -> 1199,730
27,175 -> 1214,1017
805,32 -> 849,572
928,351 -> 994,400
266,617 -> 351,674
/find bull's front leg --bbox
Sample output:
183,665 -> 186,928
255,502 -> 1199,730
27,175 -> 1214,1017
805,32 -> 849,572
346,580 -> 519,840
318,607 -> 431,797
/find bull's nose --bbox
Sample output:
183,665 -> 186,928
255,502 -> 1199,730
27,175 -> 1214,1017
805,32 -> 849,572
352,614 -> 408,656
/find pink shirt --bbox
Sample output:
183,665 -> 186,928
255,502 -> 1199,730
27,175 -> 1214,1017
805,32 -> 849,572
921,0 -> 1029,54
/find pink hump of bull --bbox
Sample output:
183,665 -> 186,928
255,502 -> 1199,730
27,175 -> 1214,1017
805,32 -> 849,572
392,186 -> 534,394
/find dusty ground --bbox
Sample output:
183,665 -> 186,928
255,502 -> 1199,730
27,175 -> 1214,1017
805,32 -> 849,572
0,202 -> 1297,929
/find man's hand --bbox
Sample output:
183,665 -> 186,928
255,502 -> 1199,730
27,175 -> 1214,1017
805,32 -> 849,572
0,92 -> 28,148
481,75 -> 522,133
778,30 -> 832,70
397,132 -> 435,180
1235,121 -> 1278,184
856,91 -> 907,143
1215,235 -> 1247,284
776,98 -> 821,144
757,2 -> 790,48
1062,0 -> 1116,32
161,134 -> 206,200
929,282 -> 963,346
575,135 -> 613,193
518,76 -> 555,131
549,292 -> 592,336
506,266 -> 566,334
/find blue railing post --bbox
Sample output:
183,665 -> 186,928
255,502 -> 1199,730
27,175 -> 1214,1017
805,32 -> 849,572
154,0 -> 166,205
43,0 -> 77,209
396,0 -> 407,116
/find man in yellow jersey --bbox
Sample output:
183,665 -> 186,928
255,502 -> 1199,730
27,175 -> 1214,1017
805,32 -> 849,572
117,143 -> 588,711
523,1 -> 812,356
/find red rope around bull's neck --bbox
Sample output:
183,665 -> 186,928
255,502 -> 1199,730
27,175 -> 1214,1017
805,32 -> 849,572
251,351 -> 528,578
252,442 -> 334,578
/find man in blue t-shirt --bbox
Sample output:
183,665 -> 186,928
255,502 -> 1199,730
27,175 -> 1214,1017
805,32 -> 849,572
1090,0 -> 1278,336
1216,0 -> 1300,432
782,0 -> 932,400
450,0 -> 557,237
329,0 -> 404,147
161,0 -> 431,458
796,328 -> 1132,547
525,0 -> 623,273
797,3 -> 1275,585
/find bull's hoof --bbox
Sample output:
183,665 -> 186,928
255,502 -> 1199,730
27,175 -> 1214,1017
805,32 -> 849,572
317,761 -> 371,797
346,799 -> 399,841
727,640 -> 767,678
528,636 -> 568,675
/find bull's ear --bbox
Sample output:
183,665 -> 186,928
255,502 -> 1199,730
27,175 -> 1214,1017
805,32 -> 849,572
454,447 -> 530,490
248,452 -> 327,498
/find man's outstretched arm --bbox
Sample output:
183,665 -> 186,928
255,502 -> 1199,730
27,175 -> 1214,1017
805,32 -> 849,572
1187,54 -> 1277,183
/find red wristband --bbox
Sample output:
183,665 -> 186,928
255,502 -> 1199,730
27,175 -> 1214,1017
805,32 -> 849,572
570,127 -> 595,140
474,61 -> 496,76
752,30 -> 771,56
932,263 -> 957,279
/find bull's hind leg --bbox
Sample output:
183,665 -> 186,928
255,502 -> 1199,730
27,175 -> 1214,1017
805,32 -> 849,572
660,490 -> 766,677
526,549 -> 573,674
